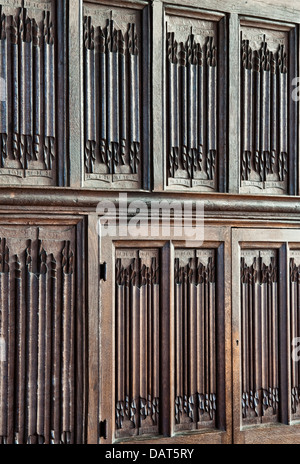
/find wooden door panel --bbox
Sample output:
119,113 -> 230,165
0,221 -> 85,444
100,228 -> 231,444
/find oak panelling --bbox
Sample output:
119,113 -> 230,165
240,249 -> 280,425
232,229 -> 300,444
240,20 -> 298,195
0,222 -> 85,445
0,0 -> 66,186
99,226 -> 231,444
173,249 -> 217,431
82,1 -> 150,190
114,248 -> 160,439
164,8 -> 227,192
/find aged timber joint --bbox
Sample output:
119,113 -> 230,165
83,2 -> 148,189
0,2 -> 57,185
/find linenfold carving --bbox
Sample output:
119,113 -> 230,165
241,30 -> 289,193
0,3 -> 56,184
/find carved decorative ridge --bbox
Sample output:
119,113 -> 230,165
116,396 -> 159,430
175,256 -> 215,285
62,241 -> 74,275
241,256 -> 277,284
175,393 -> 216,425
242,388 -> 279,419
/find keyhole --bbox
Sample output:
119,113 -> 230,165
236,340 -> 239,347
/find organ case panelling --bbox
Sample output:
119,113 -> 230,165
115,249 -> 160,439
240,22 -> 297,195
240,250 -> 279,425
165,10 -> 226,192
0,224 -> 85,444
174,249 -> 217,431
0,0 -> 60,185
83,2 -> 149,189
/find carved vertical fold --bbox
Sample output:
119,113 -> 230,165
32,18 -> 40,161
11,11 -> 20,164
43,11 -> 55,171
115,250 -> 160,438
197,43 -> 204,173
240,28 -> 292,192
278,45 -> 288,181
206,37 -> 217,181
61,242 -> 74,444
241,252 -> 279,423
99,26 -> 106,164
260,36 -> 271,181
128,23 -> 140,175
0,8 -> 7,168
0,239 -> 9,442
106,19 -> 119,174
166,18 -> 219,189
241,40 -> 252,181
119,30 -> 126,165
0,228 -> 80,444
25,243 -> 36,442
174,251 -> 216,430
20,8 -> 33,169
84,16 -> 96,173
167,32 -> 179,178
290,256 -> 300,417
36,243 -> 47,441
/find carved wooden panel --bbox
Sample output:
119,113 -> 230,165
165,10 -> 226,192
115,249 -> 160,439
0,224 -> 84,444
174,249 -> 217,431
240,22 -> 297,195
240,250 -> 279,425
290,251 -> 300,420
0,0 -> 61,185
83,2 -> 149,189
